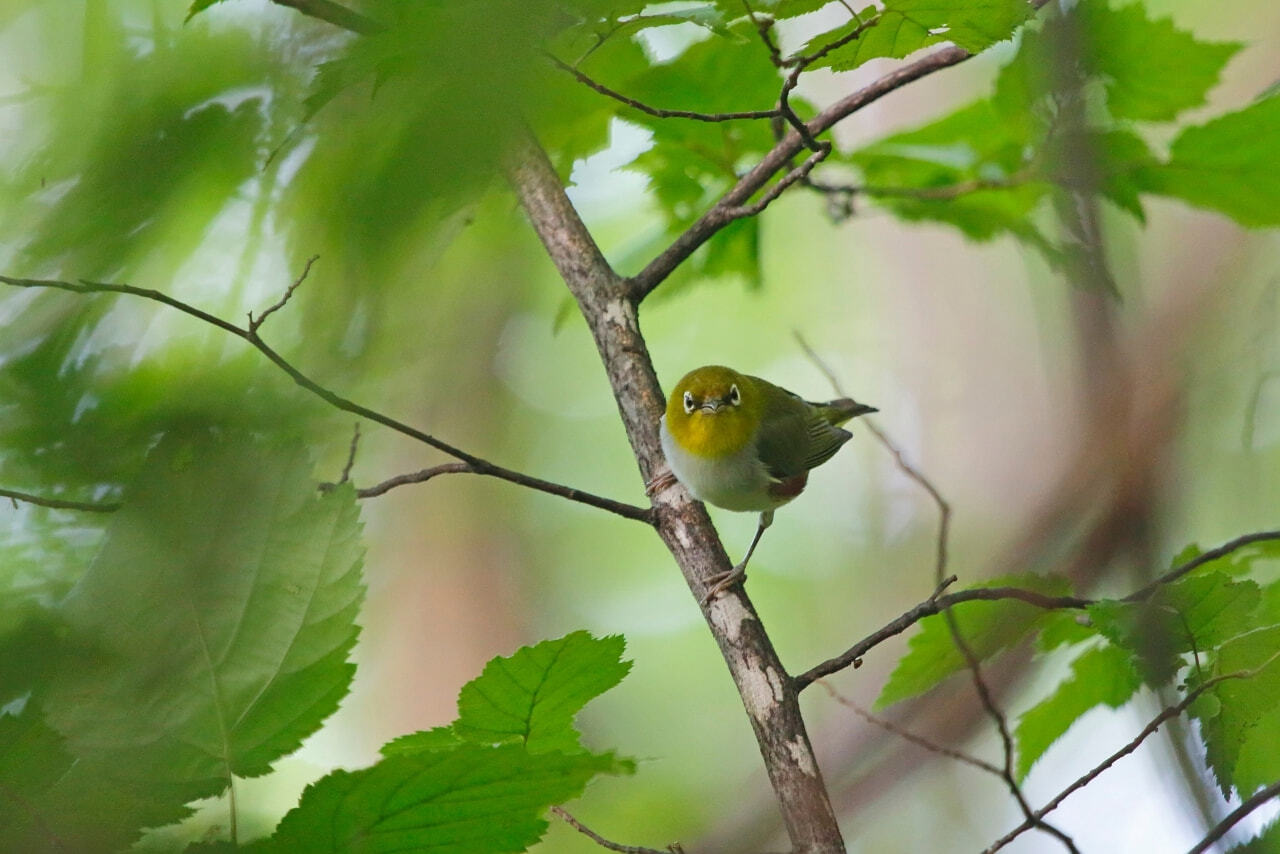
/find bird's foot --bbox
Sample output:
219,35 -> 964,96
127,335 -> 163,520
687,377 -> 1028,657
700,564 -> 747,606
645,467 -> 677,498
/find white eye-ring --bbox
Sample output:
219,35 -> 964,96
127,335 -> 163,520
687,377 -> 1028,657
683,390 -> 696,414
728,384 -> 741,406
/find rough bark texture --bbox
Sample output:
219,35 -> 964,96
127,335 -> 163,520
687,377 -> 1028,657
507,133 -> 846,854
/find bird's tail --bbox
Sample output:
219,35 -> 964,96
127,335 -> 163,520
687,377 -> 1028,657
811,397 -> 878,426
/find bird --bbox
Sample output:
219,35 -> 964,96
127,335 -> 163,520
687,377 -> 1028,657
655,364 -> 876,603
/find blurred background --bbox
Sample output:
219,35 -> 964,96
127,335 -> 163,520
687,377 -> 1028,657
1,1 -> 1277,851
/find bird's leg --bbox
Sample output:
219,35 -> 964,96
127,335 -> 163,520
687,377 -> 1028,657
702,510 -> 773,605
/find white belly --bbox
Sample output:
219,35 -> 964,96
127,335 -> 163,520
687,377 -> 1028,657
660,417 -> 790,512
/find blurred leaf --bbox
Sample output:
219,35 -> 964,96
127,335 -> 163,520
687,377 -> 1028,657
1014,642 -> 1141,780
454,631 -> 632,752
1089,573 -> 1262,686
185,0 -> 222,20
717,0 -> 833,20
877,574 -> 1071,708
267,745 -> 628,854
1073,0 -> 1240,123
1036,610 -> 1099,652
0,703 -> 197,852
1137,95 -> 1280,227
42,433 -> 365,797
800,9 -> 928,73
1193,626 -> 1280,798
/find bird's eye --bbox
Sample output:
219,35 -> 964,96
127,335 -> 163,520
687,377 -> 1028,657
683,391 -> 695,414
728,384 -> 741,406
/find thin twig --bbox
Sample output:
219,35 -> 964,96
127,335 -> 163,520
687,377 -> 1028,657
986,652 -> 1280,853
1186,779 -> 1280,854
337,463 -> 472,498
0,487 -> 121,513
720,144 -> 831,221
1126,530 -> 1280,601
0,275 -> 654,525
818,680 -> 1002,776
338,422 -> 360,484
248,254 -> 318,333
794,584 -> 1091,689
797,336 -> 1077,853
546,54 -> 779,123
551,806 -> 683,854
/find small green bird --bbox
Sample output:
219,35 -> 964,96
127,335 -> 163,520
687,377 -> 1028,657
657,365 -> 876,602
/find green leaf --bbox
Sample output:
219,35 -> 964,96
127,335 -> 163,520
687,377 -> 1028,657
1073,0 -> 1241,123
1089,573 -> 1262,686
884,0 -> 1032,54
0,704 -> 196,852
804,0 -> 1029,72
268,745 -> 629,853
1014,643 -> 1142,780
42,432 -> 365,796
382,727 -> 465,756
185,0 -> 222,20
877,574 -> 1071,708
455,632 -> 631,752
994,1 -> 1239,125
1137,95 -> 1280,227
1193,626 -> 1280,798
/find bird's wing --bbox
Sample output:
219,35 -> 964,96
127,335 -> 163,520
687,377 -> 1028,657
752,377 -> 853,479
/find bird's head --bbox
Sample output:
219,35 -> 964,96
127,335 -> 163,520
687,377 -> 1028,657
664,365 -> 759,458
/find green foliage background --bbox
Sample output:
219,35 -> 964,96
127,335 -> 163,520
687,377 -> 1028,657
1,0 -> 1278,851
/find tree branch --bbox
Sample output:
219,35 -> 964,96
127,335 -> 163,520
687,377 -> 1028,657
1126,530 -> 1280,601
0,487 -> 121,513
551,806 -> 683,854
506,129 -> 848,854
629,43 -> 971,300
547,54 -> 780,123
1185,779 -> 1280,854
0,275 -> 653,525
985,655 -> 1280,853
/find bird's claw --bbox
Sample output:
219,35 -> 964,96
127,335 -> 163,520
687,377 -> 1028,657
645,467 -> 677,498
700,564 -> 747,606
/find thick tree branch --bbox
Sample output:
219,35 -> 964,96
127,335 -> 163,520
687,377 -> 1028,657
506,130 -> 847,854
0,275 -> 652,525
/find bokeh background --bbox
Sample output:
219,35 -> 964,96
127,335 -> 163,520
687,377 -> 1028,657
1,1 -> 1278,851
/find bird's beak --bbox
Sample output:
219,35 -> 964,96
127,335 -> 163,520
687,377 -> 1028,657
699,401 -> 722,413
851,402 -> 878,416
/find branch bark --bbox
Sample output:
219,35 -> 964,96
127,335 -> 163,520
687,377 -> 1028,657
506,130 -> 847,854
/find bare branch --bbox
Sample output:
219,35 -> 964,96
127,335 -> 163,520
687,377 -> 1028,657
0,487 -> 120,513
630,43 -> 973,300
797,336 -> 1076,853
546,54 -> 780,123
338,422 -> 360,484
720,144 -> 832,221
817,680 -> 1001,776
266,0 -> 385,34
248,254 -> 318,333
551,806 -> 684,854
1126,530 -> 1280,601
986,654 -> 1280,853
0,275 -> 653,525
794,585 -> 1091,689
1186,779 -> 1280,854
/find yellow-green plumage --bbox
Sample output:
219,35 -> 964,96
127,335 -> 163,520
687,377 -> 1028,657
658,365 -> 876,601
